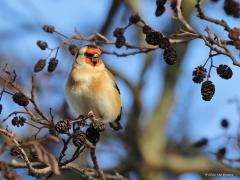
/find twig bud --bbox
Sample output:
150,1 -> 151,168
36,40 -> 48,50
12,93 -> 29,106
34,59 -> 46,73
47,58 -> 58,72
42,24 -> 55,33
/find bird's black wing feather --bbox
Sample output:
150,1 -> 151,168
109,83 -> 122,131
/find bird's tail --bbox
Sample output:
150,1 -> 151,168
109,122 -> 122,131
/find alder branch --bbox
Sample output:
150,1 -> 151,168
175,0 -> 195,33
90,145 -> 106,180
195,0 -> 231,31
0,67 -> 124,179
41,3 -> 238,68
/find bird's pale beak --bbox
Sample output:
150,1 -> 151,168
93,54 -> 99,58
91,54 -> 99,65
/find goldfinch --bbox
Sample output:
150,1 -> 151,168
65,45 -> 122,130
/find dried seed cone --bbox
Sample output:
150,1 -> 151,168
216,64 -> 233,80
163,47 -> 177,65
72,130 -> 86,147
42,25 -> 55,33
228,27 -> 240,40
12,92 -> 29,106
115,36 -> 126,48
36,40 -> 48,50
158,37 -> 170,49
12,116 -> 26,127
223,0 -> 240,18
201,80 -> 215,101
145,31 -> 163,45
86,126 -> 100,144
142,25 -> 153,34
192,66 -> 207,83
68,44 -> 78,56
91,120 -> 105,132
34,59 -> 46,72
55,120 -> 71,133
129,14 -> 141,24
113,28 -> 124,38
47,58 -> 58,72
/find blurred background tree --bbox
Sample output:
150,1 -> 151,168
0,0 -> 240,179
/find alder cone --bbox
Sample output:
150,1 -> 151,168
55,120 -> 71,133
115,36 -> 126,48
12,116 -> 26,127
163,47 -> 177,65
68,44 -> 78,56
72,130 -> 86,147
47,58 -> 58,72
142,25 -> 152,34
223,0 -> 240,18
192,66 -> 207,83
86,126 -> 100,144
113,28 -> 124,38
201,80 -> 215,101
216,64 -> 233,80
145,31 -> 163,45
34,59 -> 46,72
12,93 -> 29,106
129,14 -> 141,24
36,40 -> 48,50
42,24 -> 55,33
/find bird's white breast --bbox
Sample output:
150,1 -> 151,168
65,69 -> 121,123
65,73 -> 95,116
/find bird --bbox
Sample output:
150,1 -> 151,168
65,45 -> 122,130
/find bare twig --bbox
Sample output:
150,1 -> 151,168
175,0 -> 195,33
90,145 -> 106,180
0,128 -> 55,176
195,0 -> 231,31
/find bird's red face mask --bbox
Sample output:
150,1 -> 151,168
84,46 -> 102,67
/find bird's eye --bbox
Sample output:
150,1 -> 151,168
84,52 -> 93,58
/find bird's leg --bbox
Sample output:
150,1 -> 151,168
88,111 -> 105,135
88,110 -> 102,122
71,115 -> 86,130
87,110 -> 95,119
